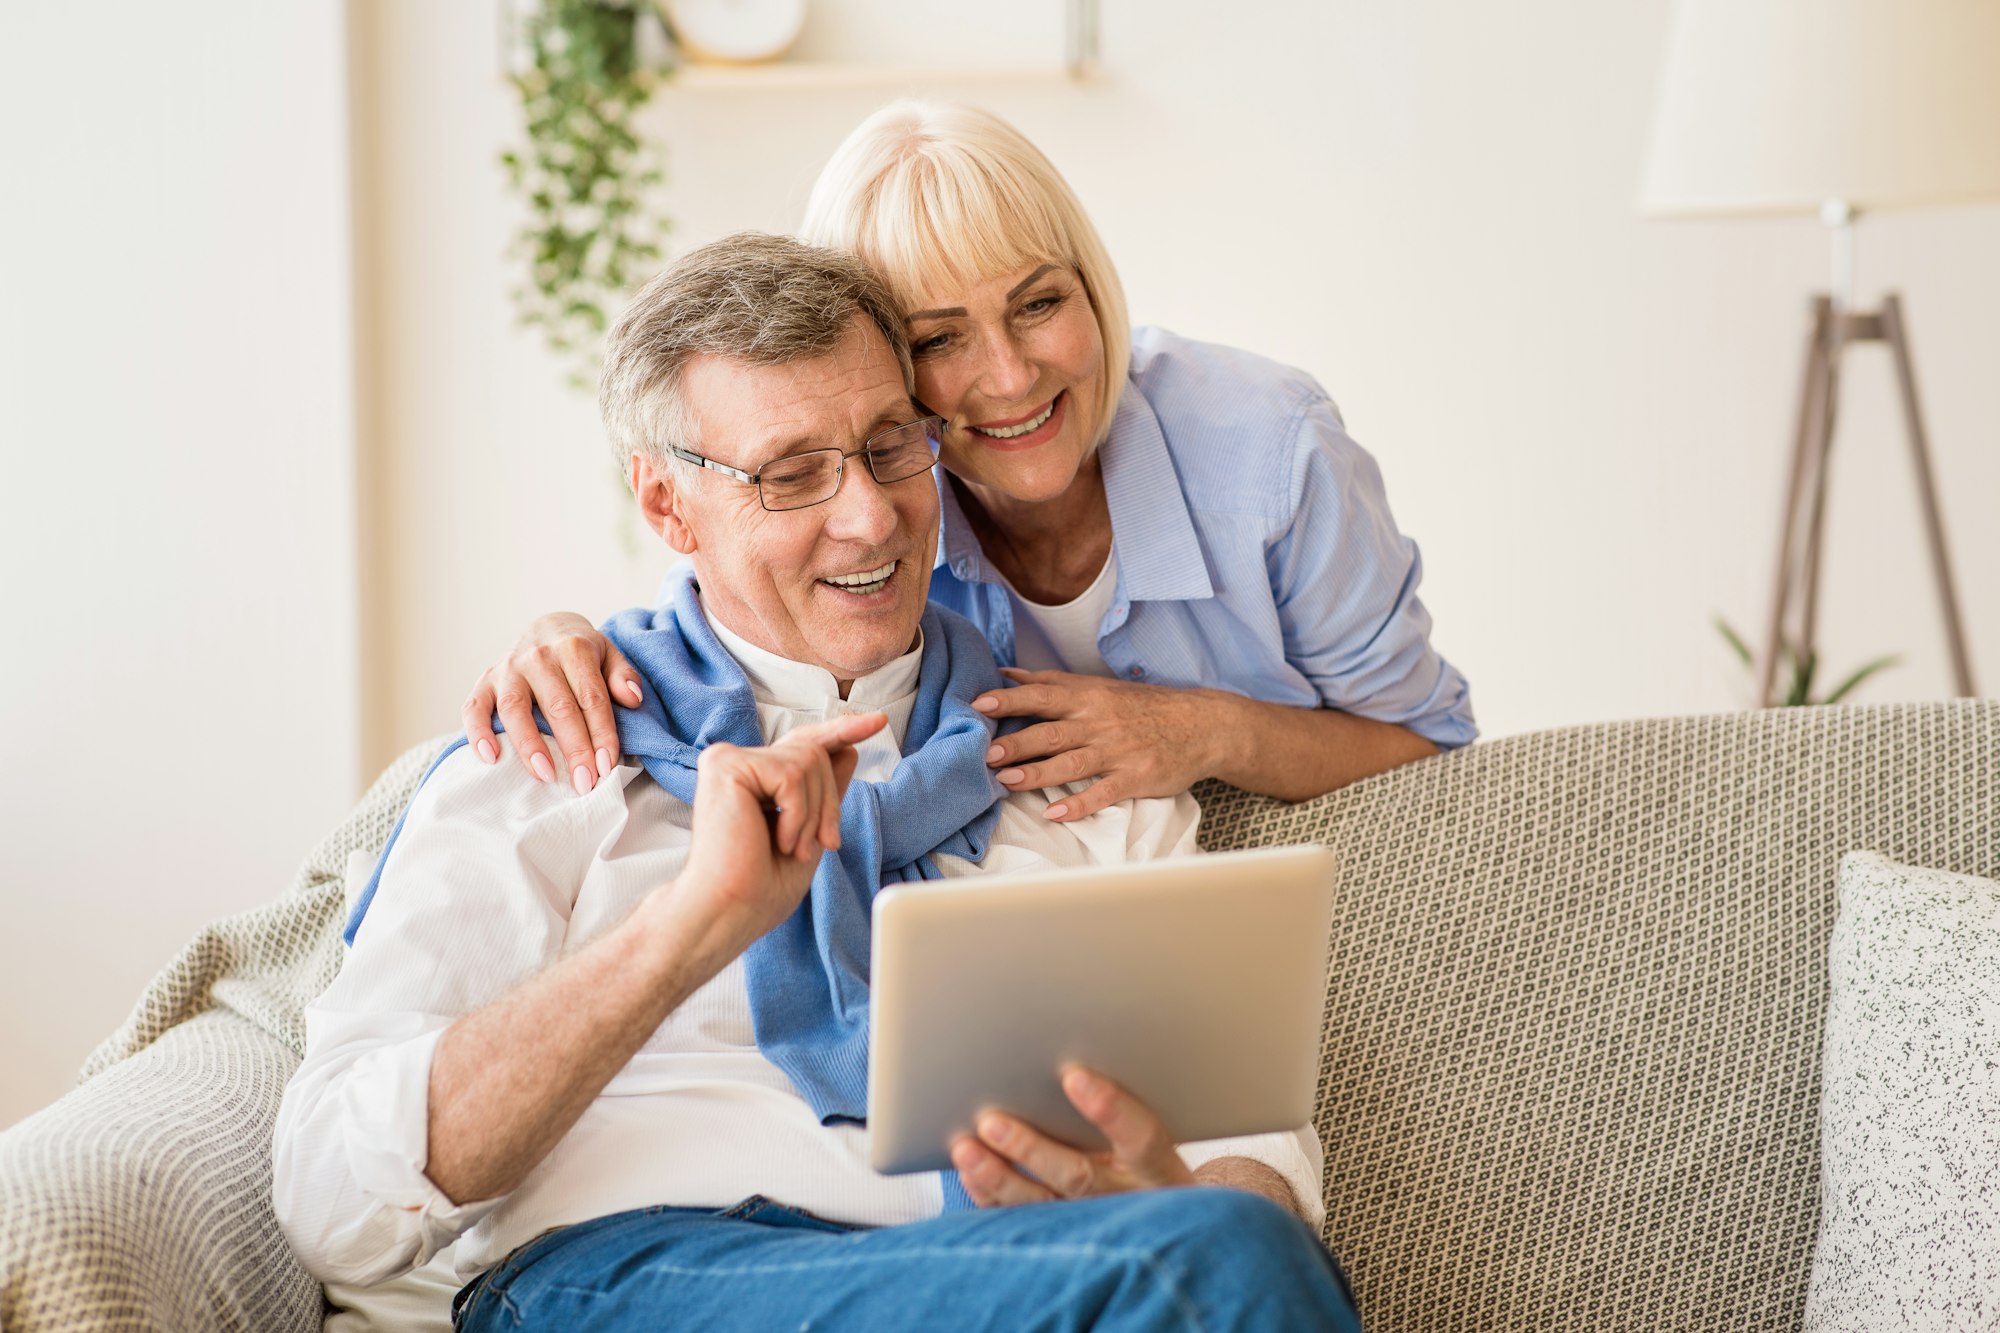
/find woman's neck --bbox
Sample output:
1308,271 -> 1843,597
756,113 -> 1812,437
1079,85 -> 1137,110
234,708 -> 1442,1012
953,456 -> 1114,605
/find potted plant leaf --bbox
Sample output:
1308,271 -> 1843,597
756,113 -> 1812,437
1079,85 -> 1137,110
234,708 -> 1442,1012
1714,616 -> 1900,707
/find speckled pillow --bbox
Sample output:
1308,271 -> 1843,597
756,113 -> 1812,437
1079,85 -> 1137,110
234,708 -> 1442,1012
1804,851 -> 2000,1332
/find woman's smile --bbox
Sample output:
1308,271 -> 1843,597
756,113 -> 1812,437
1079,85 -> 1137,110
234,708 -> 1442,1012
963,390 -> 1068,451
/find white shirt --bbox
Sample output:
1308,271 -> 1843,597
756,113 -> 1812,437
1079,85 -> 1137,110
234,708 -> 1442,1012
1005,550 -> 1119,678
273,620 -> 1324,1288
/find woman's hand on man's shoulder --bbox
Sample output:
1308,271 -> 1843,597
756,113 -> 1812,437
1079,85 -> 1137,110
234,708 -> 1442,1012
462,612 -> 644,797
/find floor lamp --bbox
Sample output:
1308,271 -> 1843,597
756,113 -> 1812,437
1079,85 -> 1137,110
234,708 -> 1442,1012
1639,0 -> 2000,705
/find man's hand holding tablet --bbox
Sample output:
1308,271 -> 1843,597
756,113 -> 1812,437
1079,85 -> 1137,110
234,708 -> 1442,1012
948,1062 -> 1311,1217
868,843 -> 1337,1220
950,1064 -> 1195,1203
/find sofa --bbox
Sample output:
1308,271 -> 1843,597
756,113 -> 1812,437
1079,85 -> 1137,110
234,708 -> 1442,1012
2,699 -> 1994,1331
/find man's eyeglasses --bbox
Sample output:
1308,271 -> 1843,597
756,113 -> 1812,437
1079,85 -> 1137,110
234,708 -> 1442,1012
669,416 -> 945,513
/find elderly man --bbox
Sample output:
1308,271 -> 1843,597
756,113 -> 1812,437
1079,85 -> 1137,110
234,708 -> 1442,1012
273,234 -> 1359,1331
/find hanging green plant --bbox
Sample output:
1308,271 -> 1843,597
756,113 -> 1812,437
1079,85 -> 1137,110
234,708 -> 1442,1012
501,0 -> 670,389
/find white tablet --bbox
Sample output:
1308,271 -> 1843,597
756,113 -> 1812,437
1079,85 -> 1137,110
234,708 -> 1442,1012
867,843 -> 1337,1175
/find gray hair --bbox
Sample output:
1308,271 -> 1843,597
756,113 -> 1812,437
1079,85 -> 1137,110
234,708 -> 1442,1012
598,232 -> 915,478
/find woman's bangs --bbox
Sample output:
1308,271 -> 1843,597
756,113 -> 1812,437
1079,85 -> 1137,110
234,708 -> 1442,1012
867,148 -> 1073,315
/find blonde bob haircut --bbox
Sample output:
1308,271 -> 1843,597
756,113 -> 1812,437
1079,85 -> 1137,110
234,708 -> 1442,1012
800,100 -> 1131,451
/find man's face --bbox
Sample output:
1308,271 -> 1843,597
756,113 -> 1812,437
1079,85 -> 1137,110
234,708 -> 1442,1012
638,318 -> 940,686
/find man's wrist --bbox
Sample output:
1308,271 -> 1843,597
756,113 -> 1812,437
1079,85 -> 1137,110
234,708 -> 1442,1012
630,879 -> 758,992
1191,1155 -> 1307,1222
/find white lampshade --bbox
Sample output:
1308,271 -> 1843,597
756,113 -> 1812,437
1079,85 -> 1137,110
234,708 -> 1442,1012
1640,0 -> 2000,218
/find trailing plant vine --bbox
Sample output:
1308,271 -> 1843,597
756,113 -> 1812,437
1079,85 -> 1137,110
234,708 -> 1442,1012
501,0 -> 669,389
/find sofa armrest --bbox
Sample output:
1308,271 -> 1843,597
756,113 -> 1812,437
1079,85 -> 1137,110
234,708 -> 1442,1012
0,1009 -> 323,1333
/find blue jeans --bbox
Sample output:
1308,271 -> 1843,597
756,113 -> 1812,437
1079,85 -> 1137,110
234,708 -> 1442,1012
453,1190 -> 1361,1332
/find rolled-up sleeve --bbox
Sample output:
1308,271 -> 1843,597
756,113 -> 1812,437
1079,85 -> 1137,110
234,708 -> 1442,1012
273,1023 -> 498,1286
273,740 -> 589,1286
1270,396 -> 1476,748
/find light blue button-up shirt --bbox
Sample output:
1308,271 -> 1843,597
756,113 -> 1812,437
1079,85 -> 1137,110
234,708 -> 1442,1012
925,327 -> 1476,749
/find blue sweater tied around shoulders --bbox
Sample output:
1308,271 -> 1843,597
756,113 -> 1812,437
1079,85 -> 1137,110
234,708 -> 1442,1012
345,565 -> 1013,1210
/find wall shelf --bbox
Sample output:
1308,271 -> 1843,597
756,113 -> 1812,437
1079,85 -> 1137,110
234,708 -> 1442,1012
498,0 -> 1099,88
667,61 -> 1093,91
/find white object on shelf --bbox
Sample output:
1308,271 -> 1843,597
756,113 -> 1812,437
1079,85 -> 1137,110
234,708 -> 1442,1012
659,0 -> 808,65
670,0 -> 1097,85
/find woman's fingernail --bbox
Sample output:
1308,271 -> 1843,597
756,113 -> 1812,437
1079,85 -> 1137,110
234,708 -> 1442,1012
977,1114 -> 1010,1146
972,696 -> 998,713
530,753 -> 555,783
1046,803 -> 1069,820
997,768 -> 1024,786
621,679 -> 643,704
476,739 -> 498,764
986,745 -> 1004,764
596,747 -> 614,778
572,765 -> 593,796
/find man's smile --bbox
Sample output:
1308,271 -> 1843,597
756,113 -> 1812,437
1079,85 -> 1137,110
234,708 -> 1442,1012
819,559 -> 898,596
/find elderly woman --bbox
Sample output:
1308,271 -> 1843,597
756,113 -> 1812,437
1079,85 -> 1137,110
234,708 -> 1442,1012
465,100 -> 1475,818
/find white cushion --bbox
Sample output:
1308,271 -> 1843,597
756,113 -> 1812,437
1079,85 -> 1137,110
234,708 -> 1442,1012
1804,851 -> 2000,1331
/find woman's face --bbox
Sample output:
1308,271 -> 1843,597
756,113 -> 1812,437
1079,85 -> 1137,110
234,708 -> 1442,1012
904,262 -> 1107,508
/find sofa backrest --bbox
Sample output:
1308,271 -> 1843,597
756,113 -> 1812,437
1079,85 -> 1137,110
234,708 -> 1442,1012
1194,700 -> 1998,1331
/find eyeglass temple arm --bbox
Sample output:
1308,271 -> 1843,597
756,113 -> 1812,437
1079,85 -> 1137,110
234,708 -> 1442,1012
669,445 -> 755,484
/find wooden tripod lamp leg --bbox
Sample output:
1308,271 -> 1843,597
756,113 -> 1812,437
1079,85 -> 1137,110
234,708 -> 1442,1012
1760,298 -> 1836,706
1798,311 -> 1850,673
1878,294 -> 1979,697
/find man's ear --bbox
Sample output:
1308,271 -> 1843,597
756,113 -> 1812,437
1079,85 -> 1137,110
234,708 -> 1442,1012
630,453 -> 699,556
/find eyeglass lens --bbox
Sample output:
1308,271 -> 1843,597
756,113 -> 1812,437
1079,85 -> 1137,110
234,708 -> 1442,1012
759,419 -> 939,511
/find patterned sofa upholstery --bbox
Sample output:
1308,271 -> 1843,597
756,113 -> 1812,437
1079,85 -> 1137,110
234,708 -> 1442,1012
2,701 -> 1994,1331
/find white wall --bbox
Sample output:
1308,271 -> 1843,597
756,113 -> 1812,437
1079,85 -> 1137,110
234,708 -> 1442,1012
0,2 -> 359,1127
351,0 -> 1999,782
5,0 -> 1992,1128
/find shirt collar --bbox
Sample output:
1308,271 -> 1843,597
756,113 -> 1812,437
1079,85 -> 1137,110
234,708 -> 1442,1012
935,468 -> 985,581
704,601 -> 926,715
933,383 -> 1213,603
